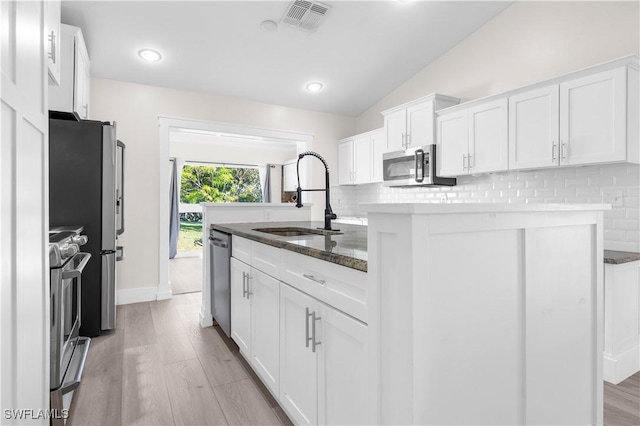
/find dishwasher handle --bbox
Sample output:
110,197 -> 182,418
209,237 -> 229,248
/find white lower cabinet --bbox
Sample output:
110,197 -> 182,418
230,257 -> 280,396
230,257 -> 251,354
280,283 -> 368,426
249,268 -> 280,395
231,237 -> 368,425
279,283 -> 318,425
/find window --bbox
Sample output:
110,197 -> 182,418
180,163 -> 263,203
176,163 -> 263,253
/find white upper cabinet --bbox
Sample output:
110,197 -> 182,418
437,110 -> 468,177
45,0 -> 61,85
560,67 -> 628,165
510,67 -> 632,170
338,139 -> 355,185
468,98 -> 509,174
353,135 -> 372,184
437,98 -> 508,177
509,85 -> 560,170
383,94 -> 460,152
282,159 -> 298,192
337,128 -> 386,186
49,24 -> 91,119
370,130 -> 387,183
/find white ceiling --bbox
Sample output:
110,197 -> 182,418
61,1 -> 513,117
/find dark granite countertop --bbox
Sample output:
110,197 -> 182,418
211,221 -> 368,272
604,250 -> 640,265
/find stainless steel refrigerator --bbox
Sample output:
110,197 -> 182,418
49,114 -> 125,337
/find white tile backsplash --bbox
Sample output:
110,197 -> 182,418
332,163 -> 640,252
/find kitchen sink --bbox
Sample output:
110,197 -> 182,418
253,227 -> 343,237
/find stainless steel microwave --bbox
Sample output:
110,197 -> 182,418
382,144 -> 456,187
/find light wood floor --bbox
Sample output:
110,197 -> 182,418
605,372 -> 640,425
67,292 -> 291,426
68,290 -> 639,425
169,255 -> 203,295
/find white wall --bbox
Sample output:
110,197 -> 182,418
90,78 -> 355,293
332,0 -> 640,253
357,1 -> 640,132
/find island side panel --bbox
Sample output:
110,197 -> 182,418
416,219 -> 524,424
367,213 -> 415,425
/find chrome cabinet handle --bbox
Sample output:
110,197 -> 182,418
561,141 -> 567,161
462,154 -> 467,171
305,307 -> 312,348
303,274 -> 325,285
468,153 -> 473,170
245,273 -> 253,297
48,31 -> 56,63
401,133 -> 406,149
406,133 -> 411,148
311,311 -> 321,353
242,272 -> 247,298
552,142 -> 557,161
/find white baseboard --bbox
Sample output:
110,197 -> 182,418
199,309 -> 213,328
604,346 -> 640,384
116,286 -> 158,305
156,289 -> 173,301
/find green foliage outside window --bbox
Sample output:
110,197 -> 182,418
180,165 -> 263,203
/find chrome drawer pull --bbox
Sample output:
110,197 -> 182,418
303,274 -> 325,285
311,311 -> 321,353
305,307 -> 312,348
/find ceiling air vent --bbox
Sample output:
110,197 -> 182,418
281,0 -> 331,33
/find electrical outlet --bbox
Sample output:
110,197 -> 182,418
603,190 -> 624,207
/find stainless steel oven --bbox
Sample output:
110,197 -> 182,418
49,229 -> 92,425
382,144 -> 456,187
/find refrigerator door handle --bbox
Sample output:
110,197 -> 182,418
101,253 -> 116,330
116,140 -> 125,236
102,125 -> 117,251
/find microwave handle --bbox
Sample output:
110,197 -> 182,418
415,149 -> 424,183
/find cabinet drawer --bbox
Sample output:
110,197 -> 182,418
281,250 -> 367,323
252,240 -> 281,280
232,236 -> 252,264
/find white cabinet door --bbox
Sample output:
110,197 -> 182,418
509,85 -> 560,170
524,225 -> 595,424
370,130 -> 386,183
74,33 -> 90,119
468,98 -> 508,174
560,67 -> 627,165
407,101 -> 434,148
249,267 -> 280,396
279,283 -> 318,426
282,161 -> 297,192
2,0 -> 51,416
338,140 -> 354,185
437,110 -> 468,177
44,0 -> 61,85
230,258 -> 251,355
317,303 -> 368,425
353,136 -> 371,184
385,109 -> 407,152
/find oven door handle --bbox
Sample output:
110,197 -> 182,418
414,149 -> 425,183
61,253 -> 92,280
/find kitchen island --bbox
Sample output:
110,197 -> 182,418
364,202 -> 609,425
203,203 -> 610,425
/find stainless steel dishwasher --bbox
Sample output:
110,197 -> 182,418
209,228 -> 231,337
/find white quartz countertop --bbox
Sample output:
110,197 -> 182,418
361,202 -> 611,214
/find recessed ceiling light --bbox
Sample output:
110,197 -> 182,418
138,49 -> 162,62
306,82 -> 323,93
260,20 -> 278,32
